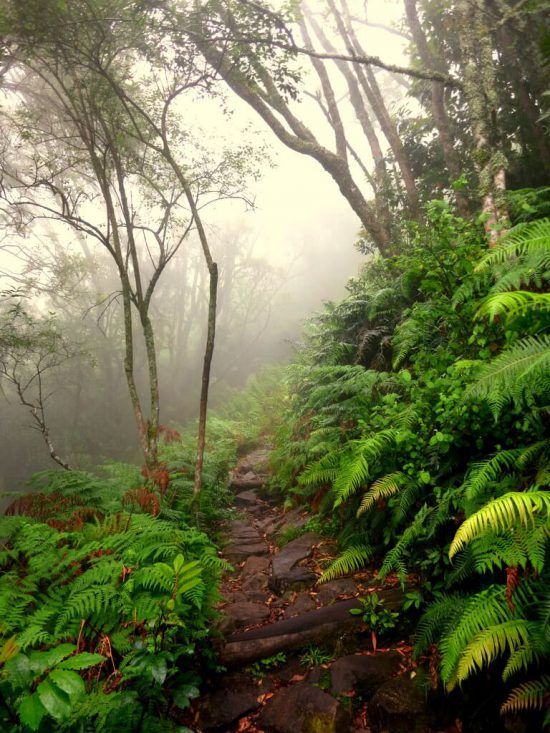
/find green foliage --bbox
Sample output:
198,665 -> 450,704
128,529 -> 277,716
271,199 -> 550,723
318,545 -> 374,584
350,593 -> 399,645
299,646 -> 333,668
450,492 -> 550,558
248,652 -> 287,679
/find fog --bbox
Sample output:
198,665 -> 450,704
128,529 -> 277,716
0,0 -> 406,490
0,140 -> 364,491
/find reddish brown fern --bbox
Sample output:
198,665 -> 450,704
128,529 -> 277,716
122,487 -> 160,516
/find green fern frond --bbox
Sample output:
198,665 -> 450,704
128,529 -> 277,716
461,448 -> 522,504
440,585 -> 509,686
414,594 -> 467,657
455,620 -> 534,684
477,291 -> 550,321
474,218 -> 550,271
333,430 -> 398,507
299,448 -> 341,487
318,545 -> 373,584
450,492 -> 550,558
357,472 -> 407,515
379,505 -> 432,583
468,335 -> 550,415
500,676 -> 550,714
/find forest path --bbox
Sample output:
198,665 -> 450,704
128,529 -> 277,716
191,445 -> 432,733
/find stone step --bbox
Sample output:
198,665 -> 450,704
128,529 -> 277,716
220,588 -> 405,666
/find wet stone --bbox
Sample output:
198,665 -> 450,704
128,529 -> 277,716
241,555 -> 271,577
368,675 -> 428,733
219,601 -> 270,634
224,542 -> 268,562
269,566 -> 318,595
258,682 -> 351,733
196,672 -> 270,730
234,489 -> 259,507
315,579 -> 357,606
283,592 -> 317,619
330,651 -> 402,697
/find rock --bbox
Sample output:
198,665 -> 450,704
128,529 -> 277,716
270,533 -> 320,594
224,542 -> 268,562
330,652 -> 401,697
368,676 -> 428,733
270,566 -> 318,595
257,514 -> 285,534
258,682 -> 350,733
274,533 -> 320,571
219,601 -> 269,634
234,489 -> 259,507
222,590 -> 267,605
241,573 -> 270,592
276,508 -> 308,534
315,579 -> 357,606
220,598 -> 365,666
284,592 -> 317,618
196,672 -> 269,730
241,555 -> 271,577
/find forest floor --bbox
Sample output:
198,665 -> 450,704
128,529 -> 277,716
188,445 -> 455,733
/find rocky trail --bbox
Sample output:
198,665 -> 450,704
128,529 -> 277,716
189,445 -> 448,733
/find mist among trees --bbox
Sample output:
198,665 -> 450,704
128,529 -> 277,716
0,1 -> 548,732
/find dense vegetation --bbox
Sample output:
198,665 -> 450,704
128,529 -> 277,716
0,0 -> 548,730
0,378 -> 282,731
270,192 -> 550,726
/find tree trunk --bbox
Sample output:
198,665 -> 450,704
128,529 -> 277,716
456,0 -> 509,245
190,18 -> 392,254
403,0 -> 471,217
305,7 -> 393,243
193,262 -> 218,498
335,0 -> 420,218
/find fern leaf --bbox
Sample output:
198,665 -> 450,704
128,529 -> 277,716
501,676 -> 550,714
455,620 -> 534,684
357,472 -> 406,515
450,492 -> 550,558
333,430 -> 397,507
477,291 -> 550,321
318,545 -> 373,584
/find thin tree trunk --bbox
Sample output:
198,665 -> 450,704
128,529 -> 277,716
334,0 -> 420,218
305,7 -> 393,241
403,0 -> 471,217
193,261 -> 218,498
298,17 -> 348,162
161,146 -> 219,498
457,0 -> 509,245
14,380 -> 71,470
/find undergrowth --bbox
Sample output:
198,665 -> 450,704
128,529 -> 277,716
270,196 -> 550,728
0,369 -> 279,731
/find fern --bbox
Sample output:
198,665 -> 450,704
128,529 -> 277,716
450,491 -> 550,558
469,335 -> 550,415
455,619 -> 535,683
333,430 -> 398,507
414,594 -> 467,657
477,291 -> 550,321
500,676 -> 550,714
439,585 -> 509,687
474,218 -> 550,272
379,505 -> 433,583
357,472 -> 407,515
318,544 -> 373,584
